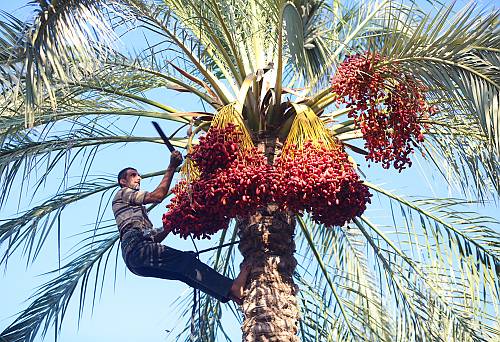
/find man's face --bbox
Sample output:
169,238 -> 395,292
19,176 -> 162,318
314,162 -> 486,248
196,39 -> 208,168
120,169 -> 141,190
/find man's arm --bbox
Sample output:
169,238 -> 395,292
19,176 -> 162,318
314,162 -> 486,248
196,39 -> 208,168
144,150 -> 183,204
151,228 -> 170,243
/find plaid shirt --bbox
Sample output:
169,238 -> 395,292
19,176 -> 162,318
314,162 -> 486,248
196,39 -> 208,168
112,187 -> 154,237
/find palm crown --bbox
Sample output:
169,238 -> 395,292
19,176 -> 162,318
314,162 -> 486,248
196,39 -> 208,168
0,0 -> 499,341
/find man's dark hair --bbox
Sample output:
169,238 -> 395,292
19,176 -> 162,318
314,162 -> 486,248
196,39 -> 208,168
117,167 -> 137,187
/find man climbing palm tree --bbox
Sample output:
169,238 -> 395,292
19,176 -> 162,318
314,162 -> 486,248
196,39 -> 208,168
112,150 -> 249,304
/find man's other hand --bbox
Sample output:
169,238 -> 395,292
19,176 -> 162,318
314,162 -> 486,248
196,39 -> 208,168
169,150 -> 183,169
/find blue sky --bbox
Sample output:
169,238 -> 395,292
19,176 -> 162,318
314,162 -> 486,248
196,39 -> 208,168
1,1 -> 499,342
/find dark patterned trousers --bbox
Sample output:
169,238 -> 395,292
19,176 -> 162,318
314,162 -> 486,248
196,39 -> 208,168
120,229 -> 233,302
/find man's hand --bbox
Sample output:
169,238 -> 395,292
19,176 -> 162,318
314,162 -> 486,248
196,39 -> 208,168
152,225 -> 171,243
169,150 -> 183,169
144,151 -> 183,204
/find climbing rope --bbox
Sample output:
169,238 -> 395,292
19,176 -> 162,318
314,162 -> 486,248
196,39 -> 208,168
189,235 -> 200,341
194,240 -> 240,256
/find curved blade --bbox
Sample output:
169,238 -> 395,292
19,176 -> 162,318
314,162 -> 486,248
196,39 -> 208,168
152,121 -> 176,152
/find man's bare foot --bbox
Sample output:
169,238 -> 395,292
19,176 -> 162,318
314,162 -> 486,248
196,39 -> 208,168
229,263 -> 251,305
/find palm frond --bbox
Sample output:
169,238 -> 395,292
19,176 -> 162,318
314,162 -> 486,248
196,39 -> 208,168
354,216 -> 499,341
366,182 -> 500,265
421,114 -> 500,200
292,180 -> 500,342
0,113 -> 186,202
1,55 -> 191,143
0,179 -> 116,266
159,0 -> 245,87
360,182 -> 500,340
0,1 -> 128,127
283,0 -> 332,82
0,225 -> 119,342
306,0 -> 393,94
296,216 -> 395,341
124,0 -> 236,104
103,55 -> 219,107
297,216 -> 374,341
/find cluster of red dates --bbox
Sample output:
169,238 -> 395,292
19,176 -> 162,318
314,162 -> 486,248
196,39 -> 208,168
276,141 -> 371,227
162,125 -> 371,239
331,53 -> 433,171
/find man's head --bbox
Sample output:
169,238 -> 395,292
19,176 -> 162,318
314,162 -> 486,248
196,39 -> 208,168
117,167 -> 141,189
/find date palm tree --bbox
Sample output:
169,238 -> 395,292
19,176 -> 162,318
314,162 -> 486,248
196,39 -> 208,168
1,0 -> 499,341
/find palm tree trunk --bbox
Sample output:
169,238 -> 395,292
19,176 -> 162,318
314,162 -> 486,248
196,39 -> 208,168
237,135 -> 300,342
237,208 -> 299,341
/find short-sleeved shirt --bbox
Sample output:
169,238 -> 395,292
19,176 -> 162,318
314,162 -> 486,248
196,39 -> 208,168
112,187 -> 154,237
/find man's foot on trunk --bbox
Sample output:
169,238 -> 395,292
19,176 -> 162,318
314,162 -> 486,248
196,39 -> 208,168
229,262 -> 251,305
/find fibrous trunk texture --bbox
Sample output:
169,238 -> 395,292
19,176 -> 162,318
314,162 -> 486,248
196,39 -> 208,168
238,208 -> 299,342
237,135 -> 300,342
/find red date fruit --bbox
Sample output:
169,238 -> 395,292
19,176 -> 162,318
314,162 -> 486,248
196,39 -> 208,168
331,52 -> 433,171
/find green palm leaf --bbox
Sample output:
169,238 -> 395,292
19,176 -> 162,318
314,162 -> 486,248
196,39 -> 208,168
0,226 -> 119,342
296,216 -> 394,341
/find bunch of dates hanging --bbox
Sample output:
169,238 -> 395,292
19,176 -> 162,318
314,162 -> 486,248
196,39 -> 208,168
162,124 -> 276,239
331,52 -> 434,171
162,180 -> 230,239
275,141 -> 371,227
